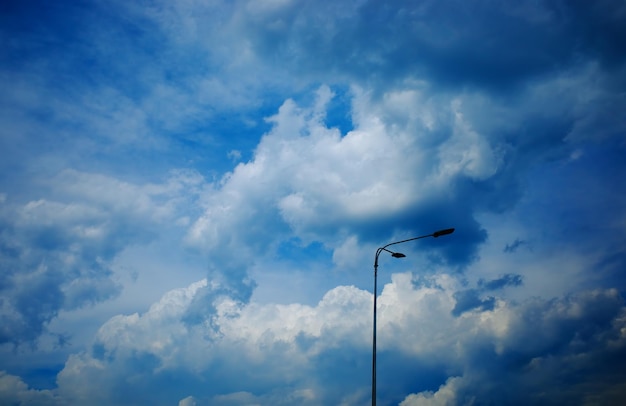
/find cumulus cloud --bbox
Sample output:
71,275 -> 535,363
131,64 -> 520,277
0,371 -> 58,406
55,277 -> 370,405
0,169 -> 204,345
185,53 -> 623,294
400,377 -> 465,406
48,272 -> 626,405
186,85 -> 497,291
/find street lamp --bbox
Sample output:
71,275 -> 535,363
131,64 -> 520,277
371,228 -> 455,406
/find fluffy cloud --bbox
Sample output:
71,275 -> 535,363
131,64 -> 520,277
186,53 -> 623,292
186,85 -> 493,278
52,272 -> 626,405
0,371 -> 58,406
56,276 -> 370,404
0,169 -> 204,345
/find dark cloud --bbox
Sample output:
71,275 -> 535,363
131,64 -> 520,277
405,204 -> 488,269
0,270 -> 65,344
240,0 -> 626,92
0,170 -> 199,345
0,212 -> 122,345
479,274 -> 524,290
451,289 -> 496,316
453,274 -> 523,316
347,202 -> 487,269
564,0 -> 626,68
450,290 -> 626,405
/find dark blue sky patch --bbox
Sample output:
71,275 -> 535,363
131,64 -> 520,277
451,289 -> 496,316
323,85 -> 354,136
11,364 -> 64,391
91,342 -> 110,362
275,238 -> 330,265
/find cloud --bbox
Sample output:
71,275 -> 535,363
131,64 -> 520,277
180,42 -> 626,302
429,290 -> 626,405
55,278 -> 371,404
184,54 -> 623,287
49,272 -> 626,405
451,290 -> 496,317
452,273 -> 524,316
0,169 -> 204,345
235,0 -> 626,92
0,371 -> 58,406
178,396 -> 197,406
400,376 -> 465,406
186,86 -> 496,284
479,274 -> 523,291
1,1 -> 625,404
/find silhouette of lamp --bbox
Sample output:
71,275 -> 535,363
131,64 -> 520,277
371,228 -> 455,406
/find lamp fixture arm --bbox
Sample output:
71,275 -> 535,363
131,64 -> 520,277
375,230 -> 446,267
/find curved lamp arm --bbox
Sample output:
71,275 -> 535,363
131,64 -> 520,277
374,228 -> 455,268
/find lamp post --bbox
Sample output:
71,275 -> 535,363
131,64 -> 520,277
371,228 -> 455,406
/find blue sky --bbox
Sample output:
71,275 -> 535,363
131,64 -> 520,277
1,0 -> 626,404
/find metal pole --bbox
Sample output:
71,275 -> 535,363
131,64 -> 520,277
371,228 -> 454,405
372,251 -> 380,406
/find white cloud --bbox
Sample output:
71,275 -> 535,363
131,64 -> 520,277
49,269 -> 626,405
437,99 -> 500,181
178,395 -> 197,406
186,85 -> 496,267
400,376 -> 464,406
332,234 -> 369,270
0,371 -> 59,406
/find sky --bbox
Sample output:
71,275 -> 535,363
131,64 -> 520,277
1,0 -> 626,405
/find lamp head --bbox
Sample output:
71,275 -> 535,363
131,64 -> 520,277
433,228 -> 455,238
391,252 -> 406,258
